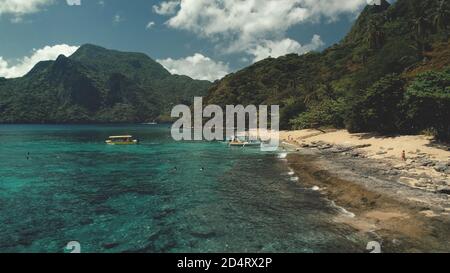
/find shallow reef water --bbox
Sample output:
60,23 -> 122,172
0,125 -> 368,253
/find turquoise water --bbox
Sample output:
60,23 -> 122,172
0,125 -> 366,253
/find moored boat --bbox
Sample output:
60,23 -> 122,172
105,135 -> 139,145
142,121 -> 158,125
228,136 -> 261,148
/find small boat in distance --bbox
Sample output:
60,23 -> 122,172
229,139 -> 261,147
228,135 -> 261,148
106,135 -> 139,145
142,121 -> 158,125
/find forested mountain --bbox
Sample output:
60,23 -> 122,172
0,44 -> 211,123
205,0 -> 450,139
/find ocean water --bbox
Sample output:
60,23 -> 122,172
0,125 -> 367,253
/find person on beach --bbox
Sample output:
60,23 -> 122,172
402,150 -> 406,161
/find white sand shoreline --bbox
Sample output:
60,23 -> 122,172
253,129 -> 450,193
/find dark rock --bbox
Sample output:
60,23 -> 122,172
437,187 -> 450,195
158,240 -> 177,252
417,159 -> 435,167
354,144 -> 372,149
434,163 -> 448,173
334,146 -> 353,153
102,242 -> 120,249
153,208 -> 176,220
386,170 -> 400,176
435,180 -> 448,186
330,148 -> 344,153
190,227 -> 217,239
318,144 -> 333,150
80,218 -> 94,225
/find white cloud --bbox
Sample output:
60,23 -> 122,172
146,21 -> 155,29
153,0 -> 180,15
158,0 -> 367,60
0,0 -> 53,16
249,35 -> 325,62
0,44 -> 79,78
66,0 -> 81,6
157,53 -> 230,81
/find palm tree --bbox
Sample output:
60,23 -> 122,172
410,1 -> 431,58
414,13 -> 429,40
432,0 -> 449,41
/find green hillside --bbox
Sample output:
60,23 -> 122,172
0,44 -> 211,123
205,0 -> 450,139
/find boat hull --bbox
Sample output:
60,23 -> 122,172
106,140 -> 139,145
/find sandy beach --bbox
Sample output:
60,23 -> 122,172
280,129 -> 449,190
276,129 -> 450,252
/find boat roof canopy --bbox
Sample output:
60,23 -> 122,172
109,135 -> 133,139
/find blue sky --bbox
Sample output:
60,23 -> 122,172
0,0 -> 383,81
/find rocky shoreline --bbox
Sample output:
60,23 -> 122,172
279,131 -> 450,252
296,140 -> 450,195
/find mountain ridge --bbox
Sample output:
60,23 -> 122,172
0,45 -> 211,123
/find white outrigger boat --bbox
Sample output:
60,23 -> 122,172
228,135 -> 261,148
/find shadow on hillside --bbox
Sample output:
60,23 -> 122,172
354,132 -> 402,140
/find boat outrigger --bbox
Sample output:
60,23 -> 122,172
229,139 -> 261,147
105,135 -> 139,145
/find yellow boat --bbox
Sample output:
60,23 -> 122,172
105,135 -> 139,145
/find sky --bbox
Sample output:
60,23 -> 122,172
0,0 -> 385,81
